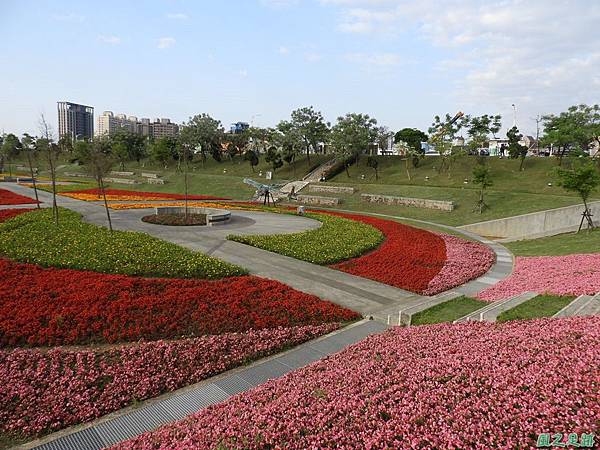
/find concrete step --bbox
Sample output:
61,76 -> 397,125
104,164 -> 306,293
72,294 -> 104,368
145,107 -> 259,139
370,291 -> 462,326
454,292 -> 537,323
567,293 -> 600,317
552,295 -> 593,318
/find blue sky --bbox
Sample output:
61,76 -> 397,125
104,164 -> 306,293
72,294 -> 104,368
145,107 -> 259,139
1,0 -> 598,137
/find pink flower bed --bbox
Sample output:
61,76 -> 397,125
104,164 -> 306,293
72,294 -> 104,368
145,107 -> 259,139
115,318 -> 599,450
0,324 -> 338,437
478,254 -> 600,301
423,233 -> 495,295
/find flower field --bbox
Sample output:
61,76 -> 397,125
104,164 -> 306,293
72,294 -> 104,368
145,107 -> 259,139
0,324 -> 338,437
60,188 -> 229,201
0,208 -> 34,223
229,212 -> 385,265
107,200 -> 265,211
0,188 -> 38,205
423,233 -> 495,295
478,254 -> 600,301
0,258 -> 358,346
0,208 -> 244,279
115,317 -> 600,450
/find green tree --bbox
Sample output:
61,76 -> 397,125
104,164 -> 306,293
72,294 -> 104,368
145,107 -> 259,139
331,113 -> 378,176
556,163 -> 600,231
180,113 -> 224,167
1,133 -> 22,176
290,106 -> 330,164
395,128 -> 428,168
38,114 -> 60,224
244,149 -> 259,172
149,136 -> 177,168
276,120 -> 303,177
428,112 -> 468,175
110,130 -> 146,167
507,125 -> 528,171
265,146 -> 283,173
366,155 -> 379,180
79,138 -> 115,231
472,164 -> 493,213
21,133 -> 40,207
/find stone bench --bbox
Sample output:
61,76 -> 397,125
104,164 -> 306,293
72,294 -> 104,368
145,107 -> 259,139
141,172 -> 160,179
146,178 -> 165,185
110,171 -> 135,176
155,206 -> 231,226
296,194 -> 340,206
361,193 -> 454,211
309,184 -> 356,194
104,177 -> 141,185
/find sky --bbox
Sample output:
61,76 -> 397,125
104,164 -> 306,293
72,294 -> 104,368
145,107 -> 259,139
1,0 -> 599,138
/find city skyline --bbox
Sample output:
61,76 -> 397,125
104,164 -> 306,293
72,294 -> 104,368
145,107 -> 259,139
1,0 -> 599,138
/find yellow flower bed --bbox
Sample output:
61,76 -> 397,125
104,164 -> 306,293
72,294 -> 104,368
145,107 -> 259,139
108,201 -> 264,211
62,193 -> 174,201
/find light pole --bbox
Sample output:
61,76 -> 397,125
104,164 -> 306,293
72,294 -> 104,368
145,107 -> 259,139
512,104 -> 517,128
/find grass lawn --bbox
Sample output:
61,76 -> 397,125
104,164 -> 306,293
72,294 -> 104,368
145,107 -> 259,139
496,294 -> 575,322
505,229 -> 600,256
11,154 -> 596,226
410,296 -> 487,325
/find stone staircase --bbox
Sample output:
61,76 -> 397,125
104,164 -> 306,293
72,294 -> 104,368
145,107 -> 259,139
272,180 -> 310,202
453,292 -> 537,323
553,294 -> 600,318
302,158 -> 338,182
371,291 -> 462,326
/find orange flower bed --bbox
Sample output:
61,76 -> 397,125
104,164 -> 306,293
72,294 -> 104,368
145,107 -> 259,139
108,201 -> 264,211
61,188 -> 228,202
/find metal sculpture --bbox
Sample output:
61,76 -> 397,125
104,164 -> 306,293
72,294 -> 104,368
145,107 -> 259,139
243,178 -> 287,206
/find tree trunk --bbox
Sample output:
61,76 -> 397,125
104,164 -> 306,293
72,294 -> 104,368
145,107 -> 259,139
345,162 -> 350,178
479,189 -> 484,214
27,152 -> 40,208
47,150 -> 58,225
405,158 -> 411,180
184,156 -> 189,220
99,176 -> 113,232
519,155 -> 526,171
375,167 -> 378,180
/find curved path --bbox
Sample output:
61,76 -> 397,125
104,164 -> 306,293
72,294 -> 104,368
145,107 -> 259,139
1,183 -> 514,450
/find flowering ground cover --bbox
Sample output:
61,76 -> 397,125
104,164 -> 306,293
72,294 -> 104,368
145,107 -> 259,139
230,212 -> 385,265
0,258 -> 358,346
0,324 -> 338,437
0,208 -> 244,279
478,254 -> 600,301
0,188 -> 38,205
0,208 -> 34,223
116,317 -> 600,450
422,233 -> 495,295
107,200 -> 265,211
61,188 -> 228,201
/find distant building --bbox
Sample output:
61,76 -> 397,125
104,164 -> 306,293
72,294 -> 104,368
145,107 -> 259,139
57,101 -> 94,140
96,111 -> 178,139
230,122 -> 249,134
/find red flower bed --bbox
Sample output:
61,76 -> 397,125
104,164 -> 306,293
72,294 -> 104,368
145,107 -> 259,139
0,259 -> 359,347
66,188 -> 229,200
326,211 -> 447,293
0,324 -> 338,436
0,188 -> 39,205
0,208 -> 34,222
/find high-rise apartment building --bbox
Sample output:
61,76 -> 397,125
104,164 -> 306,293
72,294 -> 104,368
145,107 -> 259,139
57,101 -> 94,140
96,111 -> 178,139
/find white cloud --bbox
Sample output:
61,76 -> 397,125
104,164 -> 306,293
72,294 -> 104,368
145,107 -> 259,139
51,13 -> 84,22
239,69 -> 248,77
345,52 -> 401,66
324,0 -> 600,133
260,0 -> 298,8
278,46 -> 290,55
304,52 -> 323,62
97,35 -> 121,45
167,13 -> 188,20
157,37 -> 176,49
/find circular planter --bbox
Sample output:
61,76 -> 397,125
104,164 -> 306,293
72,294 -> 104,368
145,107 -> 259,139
142,213 -> 207,226
152,206 -> 231,226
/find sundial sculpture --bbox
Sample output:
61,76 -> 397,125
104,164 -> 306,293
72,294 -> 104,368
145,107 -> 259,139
243,178 -> 287,206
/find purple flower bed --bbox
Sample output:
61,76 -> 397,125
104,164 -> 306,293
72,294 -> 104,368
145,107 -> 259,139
115,318 -> 599,450
423,233 -> 495,295
478,254 -> 600,301
0,324 -> 338,437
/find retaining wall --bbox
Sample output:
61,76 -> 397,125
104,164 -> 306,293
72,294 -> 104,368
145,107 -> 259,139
459,200 -> 600,240
309,184 -> 356,194
297,194 -> 340,206
361,193 -> 454,211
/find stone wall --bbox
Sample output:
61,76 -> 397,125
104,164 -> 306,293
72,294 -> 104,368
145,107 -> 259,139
309,184 -> 356,194
146,178 -> 165,185
297,194 -> 340,206
361,193 -> 454,211
141,172 -> 160,179
110,171 -> 135,176
104,177 -> 140,185
460,200 -> 600,240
